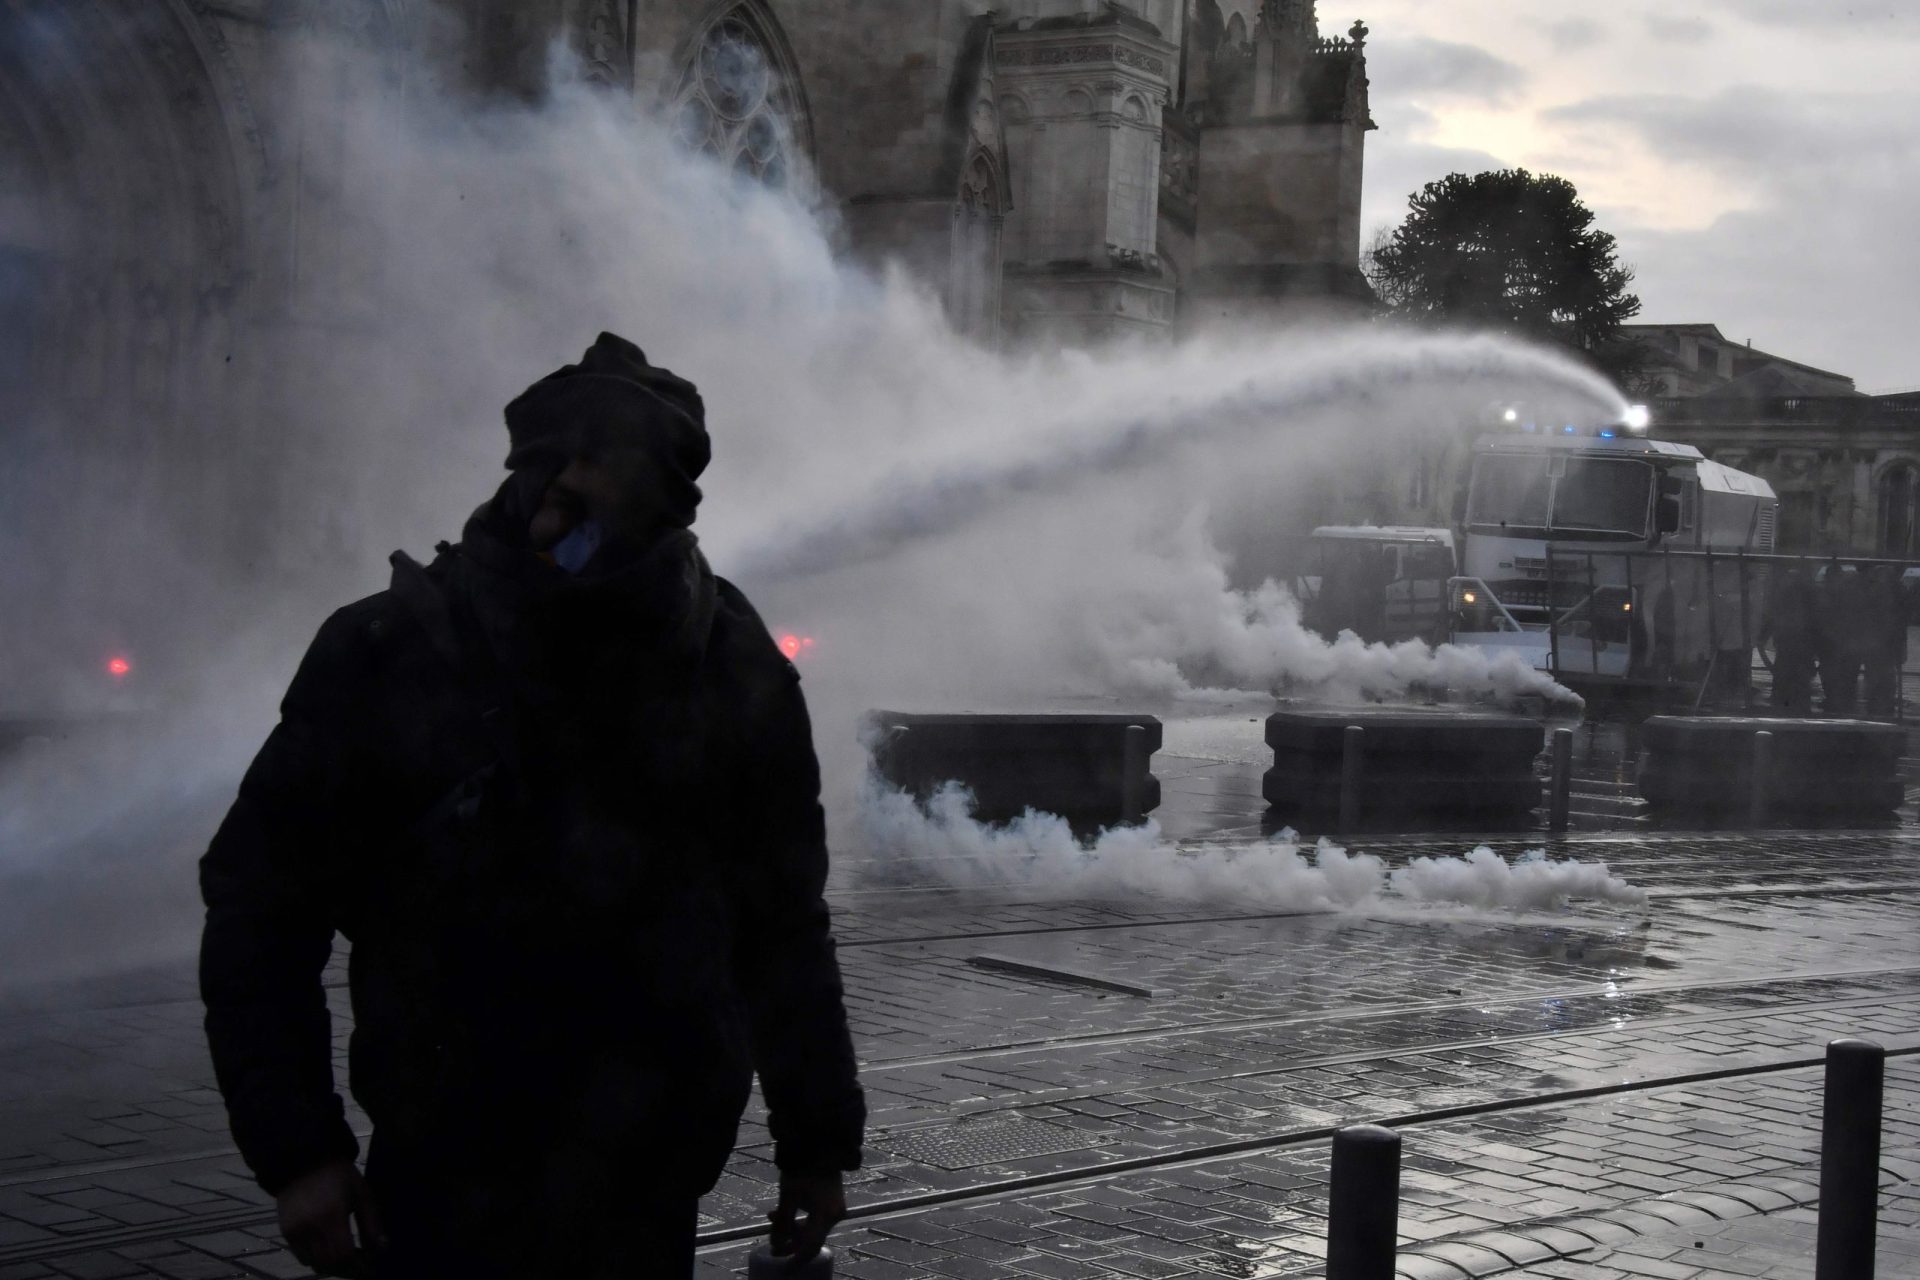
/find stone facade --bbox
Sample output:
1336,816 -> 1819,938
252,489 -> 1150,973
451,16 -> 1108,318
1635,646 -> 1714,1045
0,1 -> 1375,419
1654,391 -> 1920,557
619,0 -> 1376,340
0,0 -> 1376,612
1176,0 -> 1375,329
1625,323 -> 1858,400
1622,325 -> 1919,556
994,11 -> 1180,338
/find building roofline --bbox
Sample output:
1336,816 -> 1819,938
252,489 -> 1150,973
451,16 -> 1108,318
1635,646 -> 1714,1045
1624,322 -> 1855,387
1622,322 -> 1726,339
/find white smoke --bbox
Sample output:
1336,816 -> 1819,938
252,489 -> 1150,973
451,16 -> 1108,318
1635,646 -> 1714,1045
1056,517 -> 1577,706
859,779 -> 1647,912
0,30 -> 1622,978
1389,845 -> 1648,910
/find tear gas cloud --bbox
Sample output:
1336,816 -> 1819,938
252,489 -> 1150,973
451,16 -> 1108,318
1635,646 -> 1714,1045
860,779 -> 1648,913
0,30 -> 1624,979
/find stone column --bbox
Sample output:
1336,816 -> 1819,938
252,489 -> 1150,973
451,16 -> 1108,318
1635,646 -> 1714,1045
993,16 -> 1177,342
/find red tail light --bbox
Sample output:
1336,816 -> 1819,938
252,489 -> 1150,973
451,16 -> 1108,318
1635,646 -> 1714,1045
106,656 -> 132,679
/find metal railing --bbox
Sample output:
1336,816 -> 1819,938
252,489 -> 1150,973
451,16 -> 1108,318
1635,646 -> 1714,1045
1321,1038 -> 1890,1278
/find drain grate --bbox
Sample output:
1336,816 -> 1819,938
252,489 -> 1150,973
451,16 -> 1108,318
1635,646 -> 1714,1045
882,1116 -> 1106,1170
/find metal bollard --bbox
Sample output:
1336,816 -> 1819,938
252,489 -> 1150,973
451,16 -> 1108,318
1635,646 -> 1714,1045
1339,725 -> 1365,833
1327,1124 -> 1400,1280
1816,1038 -> 1885,1279
1749,730 -> 1774,828
1121,723 -> 1149,824
1548,726 -> 1573,832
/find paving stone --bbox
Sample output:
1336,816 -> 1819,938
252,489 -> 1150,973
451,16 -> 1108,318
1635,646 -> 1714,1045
45,1254 -> 146,1280
1394,1256 -> 1474,1280
1412,1240 -> 1525,1276
1467,1229 -> 1559,1266
11,822 -> 1920,1278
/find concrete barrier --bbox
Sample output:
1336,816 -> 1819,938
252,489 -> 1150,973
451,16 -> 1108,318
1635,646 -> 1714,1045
864,711 -> 1162,829
1263,708 -> 1545,830
1636,717 -> 1904,819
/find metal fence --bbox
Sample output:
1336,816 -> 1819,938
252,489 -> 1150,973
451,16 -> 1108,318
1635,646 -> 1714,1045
1260,535 -> 1920,717
1528,548 -> 1920,717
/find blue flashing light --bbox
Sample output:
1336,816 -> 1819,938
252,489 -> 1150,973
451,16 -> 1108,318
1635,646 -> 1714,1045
1599,429 -> 1616,439
1562,425 -> 1577,434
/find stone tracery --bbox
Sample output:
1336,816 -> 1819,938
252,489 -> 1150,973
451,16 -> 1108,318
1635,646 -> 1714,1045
669,8 -> 807,190
950,149 -> 1005,342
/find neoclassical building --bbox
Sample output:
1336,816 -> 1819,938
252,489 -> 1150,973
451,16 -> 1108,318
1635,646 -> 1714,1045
1624,326 -> 1920,556
1656,394 -> 1920,558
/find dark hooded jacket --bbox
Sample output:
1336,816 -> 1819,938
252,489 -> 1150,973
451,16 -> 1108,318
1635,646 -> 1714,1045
199,343 -> 863,1200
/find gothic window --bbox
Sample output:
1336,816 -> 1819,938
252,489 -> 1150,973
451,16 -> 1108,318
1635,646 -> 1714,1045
584,0 -> 626,85
670,10 -> 806,190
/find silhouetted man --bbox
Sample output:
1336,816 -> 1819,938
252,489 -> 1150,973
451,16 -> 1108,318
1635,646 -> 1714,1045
200,334 -> 865,1279
1863,564 -> 1907,716
1816,563 -> 1866,715
1766,564 -> 1817,714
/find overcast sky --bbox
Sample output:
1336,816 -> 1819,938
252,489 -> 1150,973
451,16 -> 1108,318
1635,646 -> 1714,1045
1352,0 -> 1919,391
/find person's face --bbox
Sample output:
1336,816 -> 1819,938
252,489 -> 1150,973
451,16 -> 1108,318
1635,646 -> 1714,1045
526,433 -> 667,552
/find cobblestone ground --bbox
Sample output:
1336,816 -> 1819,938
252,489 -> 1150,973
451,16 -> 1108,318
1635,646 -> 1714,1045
1,732 -> 1917,1279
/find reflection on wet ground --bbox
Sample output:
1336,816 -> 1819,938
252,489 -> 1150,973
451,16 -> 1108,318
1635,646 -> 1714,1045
1,707 -> 1917,1278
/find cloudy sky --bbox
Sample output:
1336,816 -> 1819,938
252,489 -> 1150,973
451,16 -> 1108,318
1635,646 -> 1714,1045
1352,0 -> 1919,390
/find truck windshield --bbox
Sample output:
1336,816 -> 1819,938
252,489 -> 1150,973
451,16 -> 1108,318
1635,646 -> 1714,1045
1467,455 -> 1551,533
1551,458 -> 1653,537
1467,454 -> 1655,540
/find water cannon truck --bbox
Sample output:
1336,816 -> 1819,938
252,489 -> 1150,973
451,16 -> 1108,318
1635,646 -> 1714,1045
1448,406 -> 1778,685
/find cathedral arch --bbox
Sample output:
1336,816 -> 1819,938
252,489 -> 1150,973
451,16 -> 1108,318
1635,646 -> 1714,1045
960,148 -> 1009,218
667,1 -> 815,189
0,0 -> 263,587
0,3 -> 250,386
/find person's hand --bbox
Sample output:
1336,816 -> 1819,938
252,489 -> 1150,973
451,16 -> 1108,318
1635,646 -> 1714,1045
275,1159 -> 386,1277
768,1170 -> 846,1265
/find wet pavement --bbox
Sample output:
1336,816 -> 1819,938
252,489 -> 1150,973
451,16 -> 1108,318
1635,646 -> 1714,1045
0,709 -> 1917,1278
